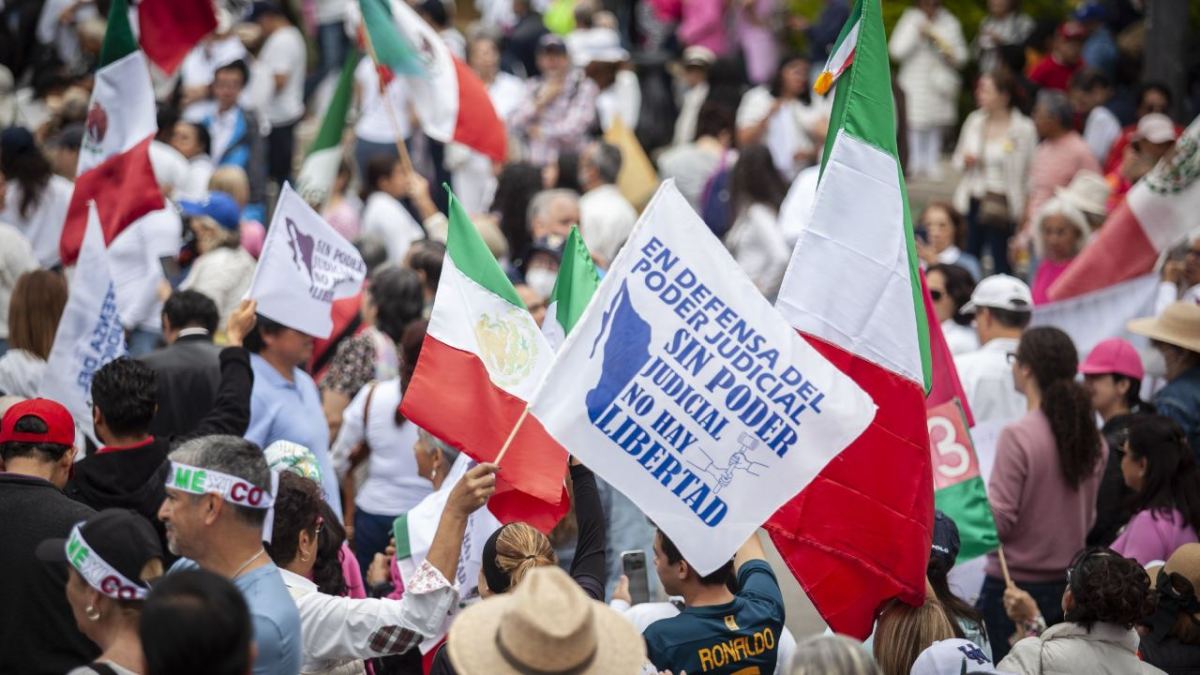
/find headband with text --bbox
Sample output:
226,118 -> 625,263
166,462 -> 279,542
66,524 -> 149,600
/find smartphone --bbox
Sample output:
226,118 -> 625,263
621,550 -> 650,605
159,255 -> 183,280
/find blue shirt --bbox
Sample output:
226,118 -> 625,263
1155,365 -> 1200,460
168,559 -> 302,675
643,561 -> 785,674
246,354 -> 341,514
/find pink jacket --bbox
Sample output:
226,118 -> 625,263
1111,509 -> 1198,566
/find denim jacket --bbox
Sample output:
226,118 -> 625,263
1155,366 -> 1200,459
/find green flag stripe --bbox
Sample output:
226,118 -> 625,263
391,513 -> 412,560
308,49 -> 360,155
934,477 -> 1000,562
823,0 -> 932,391
98,0 -> 139,68
359,0 -> 424,76
552,226 -> 600,335
446,190 -> 526,308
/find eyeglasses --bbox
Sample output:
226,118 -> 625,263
929,289 -> 944,302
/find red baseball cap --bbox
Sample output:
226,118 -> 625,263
1058,21 -> 1087,40
0,398 -> 76,446
1079,338 -> 1144,381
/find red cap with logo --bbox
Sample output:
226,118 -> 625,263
0,398 -> 76,446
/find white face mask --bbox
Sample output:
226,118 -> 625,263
525,267 -> 557,300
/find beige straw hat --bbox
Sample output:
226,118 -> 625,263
447,566 -> 647,675
1127,301 -> 1200,354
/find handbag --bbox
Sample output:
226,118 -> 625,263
340,382 -> 378,543
977,191 -> 1013,232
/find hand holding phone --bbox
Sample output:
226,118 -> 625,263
621,550 -> 650,605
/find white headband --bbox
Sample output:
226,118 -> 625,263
66,525 -> 149,600
167,462 -> 279,542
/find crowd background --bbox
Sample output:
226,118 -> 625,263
2,0 -> 1200,673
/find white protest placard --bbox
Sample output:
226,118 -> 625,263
248,182 -> 367,338
40,202 -> 127,442
528,181 -> 877,574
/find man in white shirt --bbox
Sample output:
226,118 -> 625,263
578,141 -> 636,267
360,155 -> 426,263
352,54 -> 412,183
250,2 -> 306,188
953,275 -> 1033,426
1071,69 -> 1121,164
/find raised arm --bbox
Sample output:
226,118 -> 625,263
568,459 -> 607,600
181,300 -> 256,441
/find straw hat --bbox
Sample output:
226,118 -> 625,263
447,566 -> 646,675
1128,301 -> 1200,354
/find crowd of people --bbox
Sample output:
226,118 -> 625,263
1,0 -> 1199,673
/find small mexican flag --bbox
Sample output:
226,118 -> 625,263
927,399 -> 999,562
296,50 -> 360,207
542,226 -> 600,349
399,191 -> 569,533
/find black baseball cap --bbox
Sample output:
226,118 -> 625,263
929,510 -> 961,571
538,34 -> 568,53
38,509 -> 163,600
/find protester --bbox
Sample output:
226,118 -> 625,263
658,101 -> 734,212
185,59 -> 268,209
910,638 -> 1006,675
244,314 -> 341,514
248,2 -> 305,188
1028,22 -> 1085,92
445,565 -> 645,674
0,177 -> 38,355
926,263 -> 978,355
0,125 -> 73,266
723,144 -> 789,298
36,509 -> 164,675
526,187 -> 579,250
0,399 -> 95,675
510,34 -> 598,165
888,0 -> 968,180
671,46 -> 716,147
788,635 -> 880,675
406,239 -> 446,309
168,120 -> 215,201
1071,70 -> 1121,164
320,160 -> 361,242
140,290 -> 224,437
1080,337 -> 1153,546
264,465 -> 496,672
1026,89 -> 1101,227
952,70 -> 1036,276
928,511 -> 991,658
1139,543 -> 1200,672
1103,83 -> 1177,175
974,0 -> 1034,74
352,52 -> 412,182
954,274 -> 1032,424
979,326 -> 1106,661
917,202 -> 981,280
1029,196 -> 1090,305
139,569 -> 255,675
735,53 -> 824,180
0,269 -> 66,397
177,191 -> 257,328
642,530 -> 784,674
209,165 -> 266,256
158,434 -> 302,675
359,155 -> 426,264
998,548 -> 1160,674
577,140 -> 636,267
1108,415 -> 1200,565
872,588 -> 956,675
1128,302 -> 1200,453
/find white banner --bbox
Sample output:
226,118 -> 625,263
40,202 -> 126,442
1031,273 -> 1160,357
248,183 -> 367,338
528,181 -> 877,574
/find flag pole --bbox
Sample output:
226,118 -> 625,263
494,407 -> 531,465
997,545 -> 1014,588
360,25 -> 416,177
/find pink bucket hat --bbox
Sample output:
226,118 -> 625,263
1079,337 -> 1144,380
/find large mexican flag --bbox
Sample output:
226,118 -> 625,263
399,193 -> 569,532
770,0 -> 934,638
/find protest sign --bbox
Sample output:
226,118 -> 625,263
529,182 -> 876,574
40,202 -> 126,442
248,183 -> 367,339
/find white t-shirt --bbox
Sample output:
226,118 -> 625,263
354,57 -> 412,143
330,379 -> 434,515
736,86 -> 828,179
180,35 -> 249,89
724,203 -> 789,299
489,71 -> 527,123
0,223 -> 37,340
361,192 -> 425,263
179,246 -> 257,328
2,175 -> 73,267
1083,106 -> 1122,164
596,70 -> 641,132
257,25 -> 307,126
314,0 -> 349,24
579,184 -> 638,266
953,336 -> 1027,426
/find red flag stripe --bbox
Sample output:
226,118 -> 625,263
137,0 -> 217,75
450,58 -> 507,164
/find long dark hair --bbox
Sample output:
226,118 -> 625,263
0,134 -> 53,220
927,557 -> 985,640
769,53 -> 812,105
490,162 -> 543,263
1125,415 -> 1200,532
729,144 -> 786,220
927,263 -> 975,327
313,500 -> 347,596
1016,327 -> 1102,489
265,471 -> 350,593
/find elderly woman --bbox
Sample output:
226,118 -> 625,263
177,191 -> 257,328
1029,196 -> 1090,305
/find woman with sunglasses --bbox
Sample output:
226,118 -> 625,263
1140,543 -> 1200,673
925,263 -> 978,355
1109,416 -> 1200,566
998,548 -> 1160,674
266,465 -> 496,673
978,327 -> 1106,661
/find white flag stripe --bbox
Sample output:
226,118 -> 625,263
76,51 -> 156,175
776,130 -> 923,384
248,183 -> 367,338
39,203 -> 127,442
386,0 -> 460,142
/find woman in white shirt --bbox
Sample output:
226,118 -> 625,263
353,54 -> 412,182
360,155 -> 426,264
723,145 -> 790,299
0,270 -> 67,397
266,467 -> 495,675
0,126 -> 73,267
926,263 -> 979,356
735,55 -> 828,181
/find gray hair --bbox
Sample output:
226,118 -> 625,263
170,435 -> 270,526
589,142 -> 623,184
1035,89 -> 1074,130
788,635 -> 880,675
527,188 -> 579,226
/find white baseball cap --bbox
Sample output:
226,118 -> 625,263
911,639 -> 1013,675
960,274 -> 1033,315
1132,113 -> 1177,145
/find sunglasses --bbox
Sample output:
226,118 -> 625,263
930,289 -> 944,302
